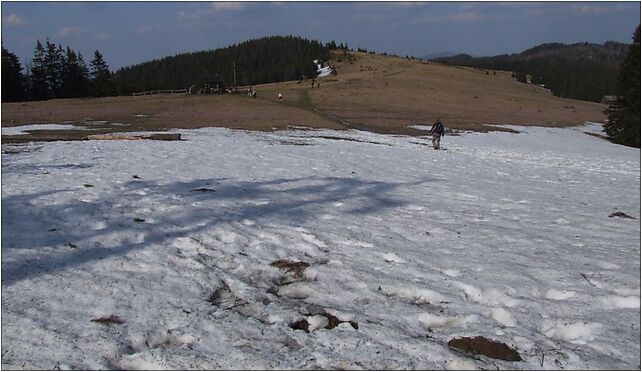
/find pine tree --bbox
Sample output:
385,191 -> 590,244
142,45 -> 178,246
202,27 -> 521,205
90,50 -> 112,97
2,44 -> 26,102
29,40 -> 49,100
43,39 -> 65,98
62,47 -> 89,98
606,26 -> 641,148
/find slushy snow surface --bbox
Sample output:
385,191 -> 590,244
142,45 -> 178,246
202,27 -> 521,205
2,123 -> 640,369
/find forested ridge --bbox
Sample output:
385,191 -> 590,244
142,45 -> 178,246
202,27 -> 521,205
434,41 -> 629,102
2,35 -> 337,101
111,35 -> 333,94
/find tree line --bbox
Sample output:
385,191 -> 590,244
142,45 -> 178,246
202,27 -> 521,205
2,39 -> 113,102
434,41 -> 629,103
605,26 -> 640,148
2,35 -> 339,101
111,35 -> 333,95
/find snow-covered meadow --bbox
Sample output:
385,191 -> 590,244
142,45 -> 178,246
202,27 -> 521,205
1,123 -> 640,369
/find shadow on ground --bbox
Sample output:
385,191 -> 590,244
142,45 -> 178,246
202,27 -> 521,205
2,175 -> 434,285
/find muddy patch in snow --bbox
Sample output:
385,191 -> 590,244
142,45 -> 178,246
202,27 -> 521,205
448,336 -> 522,362
271,259 -> 311,284
289,306 -> 359,333
90,315 -> 125,326
609,211 -> 635,219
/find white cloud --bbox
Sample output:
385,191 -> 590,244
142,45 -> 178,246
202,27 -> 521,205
448,11 -> 487,22
211,2 -> 246,11
135,24 -> 165,34
56,26 -> 83,38
178,2 -> 248,22
392,2 -> 427,8
412,10 -> 490,24
3,13 -> 30,26
571,4 -> 629,15
95,33 -> 113,41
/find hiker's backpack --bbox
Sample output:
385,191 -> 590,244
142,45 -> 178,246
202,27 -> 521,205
433,122 -> 444,136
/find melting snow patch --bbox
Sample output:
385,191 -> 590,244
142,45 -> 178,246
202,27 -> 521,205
2,124 -> 79,135
441,269 -> 461,277
489,307 -> 517,327
541,321 -> 601,343
601,296 -> 640,309
416,313 -> 475,329
382,252 -> 405,263
454,282 -> 519,307
383,285 -> 446,304
545,289 -> 576,300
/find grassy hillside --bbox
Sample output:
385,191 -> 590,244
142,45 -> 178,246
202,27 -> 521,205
2,51 -> 607,141
257,50 -> 606,133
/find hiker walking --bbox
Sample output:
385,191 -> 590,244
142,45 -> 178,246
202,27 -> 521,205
430,119 -> 445,150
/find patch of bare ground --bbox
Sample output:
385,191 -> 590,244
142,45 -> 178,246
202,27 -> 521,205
2,51 -> 606,142
1,93 -> 343,143
270,259 -> 310,283
448,335 -> 522,362
609,211 -> 635,219
90,315 -> 125,326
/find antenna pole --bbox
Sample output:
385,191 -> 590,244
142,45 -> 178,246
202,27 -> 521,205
233,61 -> 237,87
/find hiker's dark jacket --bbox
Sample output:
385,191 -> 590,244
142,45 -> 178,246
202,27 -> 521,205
431,122 -> 445,137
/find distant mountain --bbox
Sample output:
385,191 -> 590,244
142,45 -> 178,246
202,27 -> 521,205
111,35 -> 331,95
421,51 -> 461,60
435,41 -> 629,102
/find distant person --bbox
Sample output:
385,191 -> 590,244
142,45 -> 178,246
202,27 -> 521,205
430,119 -> 445,150
278,93 -> 283,101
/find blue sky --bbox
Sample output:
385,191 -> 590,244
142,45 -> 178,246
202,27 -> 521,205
1,1 -> 640,71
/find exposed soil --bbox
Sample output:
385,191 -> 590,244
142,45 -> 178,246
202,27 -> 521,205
447,335 -> 522,362
270,259 -> 310,280
289,319 -> 311,333
609,211 -> 635,219
90,315 -> 125,326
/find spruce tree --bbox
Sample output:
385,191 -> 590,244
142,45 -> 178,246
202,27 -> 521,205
62,47 -> 89,98
606,26 -> 641,148
43,39 -> 65,98
29,40 -> 49,100
90,50 -> 112,97
2,45 -> 26,102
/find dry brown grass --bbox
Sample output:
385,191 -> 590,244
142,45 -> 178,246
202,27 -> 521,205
2,94 -> 340,130
306,51 -> 606,133
1,51 -> 607,142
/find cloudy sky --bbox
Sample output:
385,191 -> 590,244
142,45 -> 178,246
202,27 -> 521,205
1,1 -> 640,70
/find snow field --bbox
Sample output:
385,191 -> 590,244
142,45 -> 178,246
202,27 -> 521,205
1,123 -> 640,369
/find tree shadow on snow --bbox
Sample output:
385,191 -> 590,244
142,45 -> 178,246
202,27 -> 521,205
1,176 -> 435,285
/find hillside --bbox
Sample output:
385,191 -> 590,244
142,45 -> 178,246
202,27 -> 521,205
434,42 -> 629,102
2,50 -> 607,141
255,50 -> 606,133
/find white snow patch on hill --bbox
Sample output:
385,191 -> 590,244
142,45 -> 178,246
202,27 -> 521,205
2,124 -> 80,135
1,122 -> 639,370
